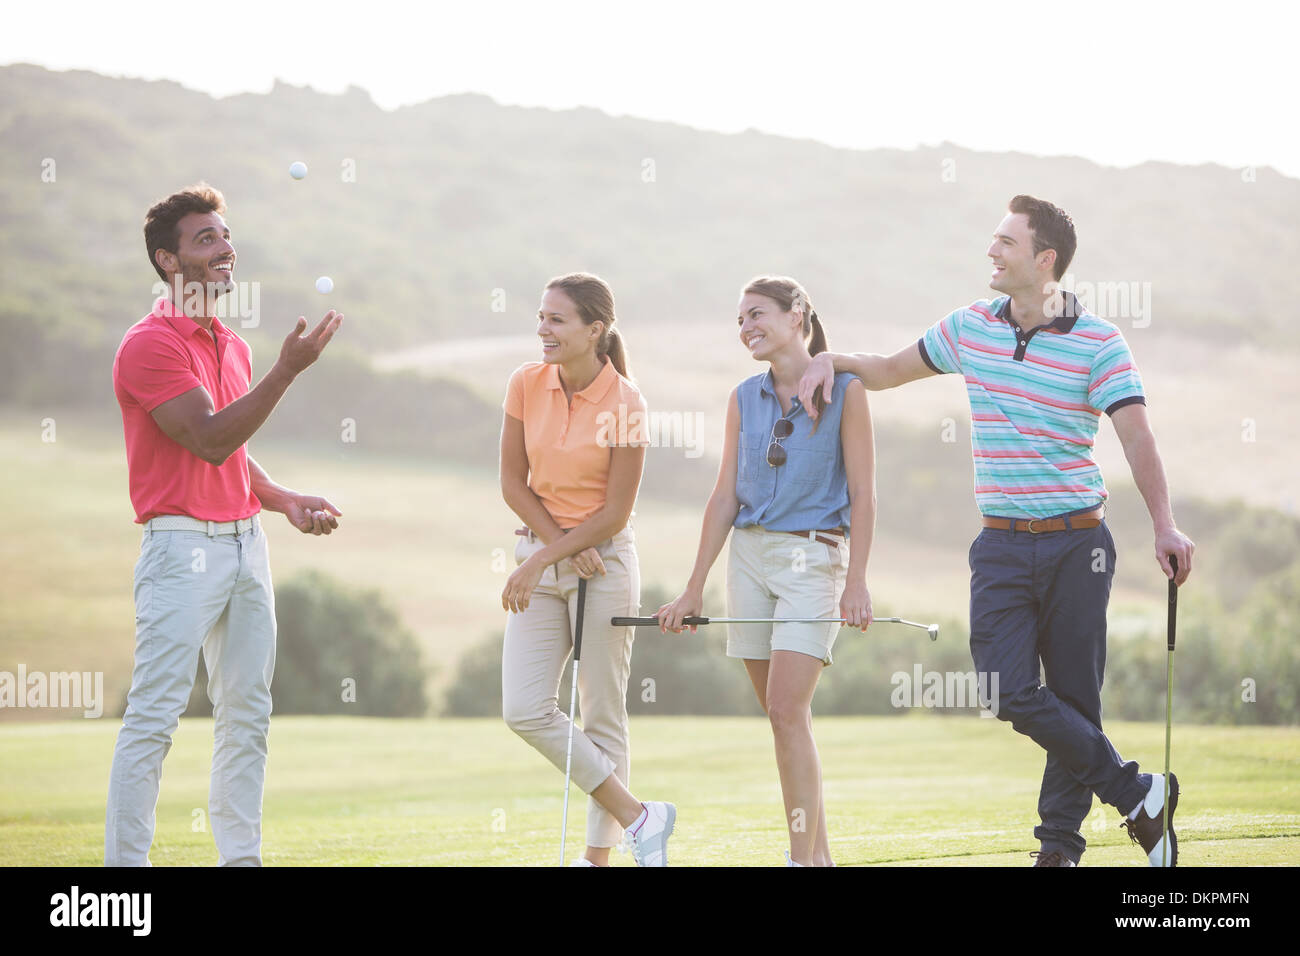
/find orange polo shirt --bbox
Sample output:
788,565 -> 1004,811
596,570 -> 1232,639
503,358 -> 649,528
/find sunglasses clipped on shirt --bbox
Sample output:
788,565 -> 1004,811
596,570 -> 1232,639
767,416 -> 794,467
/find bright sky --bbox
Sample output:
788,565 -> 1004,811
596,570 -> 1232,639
4,0 -> 1296,177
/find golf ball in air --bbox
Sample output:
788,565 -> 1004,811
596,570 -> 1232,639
289,161 -> 308,180
316,276 -> 333,294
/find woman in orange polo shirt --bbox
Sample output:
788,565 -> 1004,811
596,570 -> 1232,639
499,272 -> 676,867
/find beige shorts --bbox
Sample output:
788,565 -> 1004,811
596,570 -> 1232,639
725,524 -> 848,666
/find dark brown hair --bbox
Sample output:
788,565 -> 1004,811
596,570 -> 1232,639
144,183 -> 226,281
1008,194 -> 1076,281
742,275 -> 829,429
545,272 -> 631,379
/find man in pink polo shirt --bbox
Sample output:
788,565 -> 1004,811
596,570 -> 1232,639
106,183 -> 343,867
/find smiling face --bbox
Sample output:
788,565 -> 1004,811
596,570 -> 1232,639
987,212 -> 1054,296
737,291 -> 802,362
537,286 -> 601,364
158,210 -> 236,299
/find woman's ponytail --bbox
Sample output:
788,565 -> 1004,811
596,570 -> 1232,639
806,311 -> 829,431
603,327 -> 631,379
808,311 -> 828,357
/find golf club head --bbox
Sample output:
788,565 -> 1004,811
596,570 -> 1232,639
927,624 -> 939,642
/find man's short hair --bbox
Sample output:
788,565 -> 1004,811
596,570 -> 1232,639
144,183 -> 226,281
1009,194 -> 1076,281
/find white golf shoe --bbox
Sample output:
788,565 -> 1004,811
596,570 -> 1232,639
623,801 -> 676,867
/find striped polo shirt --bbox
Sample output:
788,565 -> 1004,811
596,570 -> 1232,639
918,291 -> 1145,520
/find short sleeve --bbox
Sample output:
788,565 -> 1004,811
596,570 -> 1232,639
503,365 -> 526,419
918,307 -> 964,375
1088,330 -> 1146,416
608,386 -> 651,448
115,332 -> 202,411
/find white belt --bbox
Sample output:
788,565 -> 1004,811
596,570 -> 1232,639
146,514 -> 259,536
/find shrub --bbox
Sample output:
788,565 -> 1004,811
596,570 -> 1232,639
182,568 -> 430,717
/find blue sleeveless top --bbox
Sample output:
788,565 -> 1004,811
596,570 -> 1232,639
734,369 -> 855,532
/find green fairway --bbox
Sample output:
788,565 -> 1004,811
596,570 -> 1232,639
2,715 -> 1296,866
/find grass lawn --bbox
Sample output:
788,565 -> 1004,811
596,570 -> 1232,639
1,715 -> 1295,866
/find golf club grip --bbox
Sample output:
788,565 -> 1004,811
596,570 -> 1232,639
574,578 -> 588,661
1167,554 -> 1178,651
611,616 -> 710,627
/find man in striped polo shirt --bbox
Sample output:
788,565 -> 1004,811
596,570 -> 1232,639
798,195 -> 1195,866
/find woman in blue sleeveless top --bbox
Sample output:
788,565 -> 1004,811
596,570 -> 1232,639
657,275 -> 876,867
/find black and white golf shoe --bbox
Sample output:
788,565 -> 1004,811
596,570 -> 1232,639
1120,772 -> 1179,866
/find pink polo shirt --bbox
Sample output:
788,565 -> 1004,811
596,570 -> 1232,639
113,296 -> 261,523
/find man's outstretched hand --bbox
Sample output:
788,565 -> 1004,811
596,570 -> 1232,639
285,494 -> 342,535
278,311 -> 343,377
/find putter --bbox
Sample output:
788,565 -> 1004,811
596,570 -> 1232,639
1163,554 -> 1178,867
611,615 -> 938,641
559,577 -> 588,867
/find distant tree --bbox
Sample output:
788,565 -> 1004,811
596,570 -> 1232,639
181,569 -> 430,717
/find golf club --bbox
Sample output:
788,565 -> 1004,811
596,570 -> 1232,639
1164,554 -> 1178,867
611,615 -> 938,641
559,576 -> 588,867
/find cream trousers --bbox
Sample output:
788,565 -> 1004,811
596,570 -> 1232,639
501,528 -> 639,848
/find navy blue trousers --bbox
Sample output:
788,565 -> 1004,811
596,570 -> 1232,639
968,519 -> 1150,862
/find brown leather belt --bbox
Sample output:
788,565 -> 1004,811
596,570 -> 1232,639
517,526 -> 579,542
982,508 -> 1103,533
782,528 -> 845,548
517,526 -> 561,541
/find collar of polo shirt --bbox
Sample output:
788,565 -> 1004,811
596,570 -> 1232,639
544,355 -> 618,403
152,295 -> 232,339
995,289 -> 1084,335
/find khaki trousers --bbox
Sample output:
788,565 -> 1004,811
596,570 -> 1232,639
106,516 -> 275,866
502,527 -> 639,847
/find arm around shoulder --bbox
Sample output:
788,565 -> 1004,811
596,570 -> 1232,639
802,343 -> 937,407
879,341 -> 939,389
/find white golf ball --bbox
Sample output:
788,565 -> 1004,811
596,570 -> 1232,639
316,276 -> 333,294
289,161 -> 308,180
